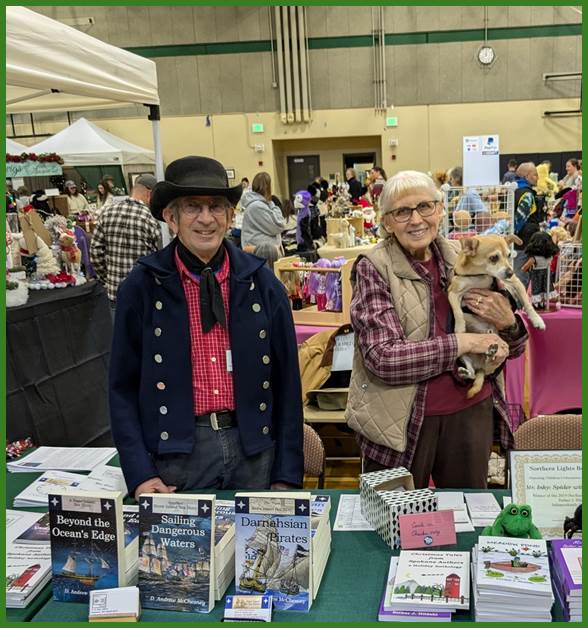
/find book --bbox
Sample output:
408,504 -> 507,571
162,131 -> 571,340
8,446 -> 116,473
6,542 -> 52,608
311,495 -> 331,518
235,492 -> 312,611
378,556 -> 451,622
550,538 -> 582,599
88,586 -> 141,622
389,550 -> 470,611
138,493 -> 216,613
122,506 -> 140,586
214,499 -> 236,601
15,512 -> 51,545
49,490 -> 126,602
7,509 -> 50,544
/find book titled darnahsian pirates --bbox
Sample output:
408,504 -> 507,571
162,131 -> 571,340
138,493 -> 216,613
48,490 -> 125,602
234,492 -> 312,611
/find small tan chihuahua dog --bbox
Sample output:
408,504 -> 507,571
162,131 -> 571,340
448,234 -> 545,398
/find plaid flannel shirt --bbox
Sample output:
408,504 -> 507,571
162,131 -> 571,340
90,198 -> 161,302
352,241 -> 527,469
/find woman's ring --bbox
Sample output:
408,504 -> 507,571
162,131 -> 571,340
476,297 -> 482,306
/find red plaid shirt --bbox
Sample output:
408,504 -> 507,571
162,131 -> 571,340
351,240 -> 526,469
175,249 -> 235,415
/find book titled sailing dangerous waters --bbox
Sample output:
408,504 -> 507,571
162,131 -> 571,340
138,494 -> 216,613
235,492 -> 312,611
48,490 -> 125,602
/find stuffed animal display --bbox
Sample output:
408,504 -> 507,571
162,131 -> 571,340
58,229 -> 82,275
522,231 -> 560,309
481,504 -> 542,539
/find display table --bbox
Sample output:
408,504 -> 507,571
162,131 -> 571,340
3,460 -> 564,622
505,309 -> 582,417
295,324 -> 337,345
6,281 -> 113,447
317,242 -> 375,260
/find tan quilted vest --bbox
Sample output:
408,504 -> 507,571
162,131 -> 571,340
345,235 -> 460,452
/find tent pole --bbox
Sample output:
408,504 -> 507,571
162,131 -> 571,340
147,104 -> 169,246
147,104 -> 164,181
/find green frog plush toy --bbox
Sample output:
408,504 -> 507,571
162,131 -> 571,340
481,504 -> 542,539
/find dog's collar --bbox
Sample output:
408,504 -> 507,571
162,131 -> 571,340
452,271 -> 489,277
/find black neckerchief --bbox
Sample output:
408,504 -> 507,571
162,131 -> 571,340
177,239 -> 227,333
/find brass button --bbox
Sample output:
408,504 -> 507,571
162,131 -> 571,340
262,426 -> 269,435
262,355 -> 270,365
154,327 -> 162,337
160,431 -> 169,441
155,301 -> 163,310
154,354 -> 163,364
259,402 -> 267,411
157,381 -> 166,391
252,303 -> 261,313
159,405 -> 168,415
259,329 -> 267,339
262,381 -> 270,390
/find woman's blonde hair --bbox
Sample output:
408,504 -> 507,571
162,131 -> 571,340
378,170 -> 442,238
252,172 -> 272,201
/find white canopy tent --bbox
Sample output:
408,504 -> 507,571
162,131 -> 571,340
6,6 -> 163,180
29,118 -> 155,167
6,138 -> 28,154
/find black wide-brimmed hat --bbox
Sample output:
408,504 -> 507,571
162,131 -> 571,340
150,156 -> 243,220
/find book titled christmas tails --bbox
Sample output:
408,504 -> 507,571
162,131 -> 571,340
138,493 -> 216,613
235,492 -> 312,611
48,490 -> 125,602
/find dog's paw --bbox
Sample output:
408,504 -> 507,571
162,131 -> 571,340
530,314 -> 546,330
457,366 -> 475,380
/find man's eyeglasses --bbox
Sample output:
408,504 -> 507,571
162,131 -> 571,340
387,200 -> 440,223
179,198 -> 231,217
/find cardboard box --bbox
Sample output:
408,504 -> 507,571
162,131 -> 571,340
360,468 -> 437,549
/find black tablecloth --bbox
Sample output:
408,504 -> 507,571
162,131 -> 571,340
7,281 -> 113,447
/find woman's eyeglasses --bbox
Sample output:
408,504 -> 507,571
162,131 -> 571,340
387,200 -> 440,223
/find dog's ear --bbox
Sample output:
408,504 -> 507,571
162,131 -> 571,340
460,237 -> 479,257
504,234 -> 523,247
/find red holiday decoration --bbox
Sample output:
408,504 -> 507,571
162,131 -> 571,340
6,152 -> 64,164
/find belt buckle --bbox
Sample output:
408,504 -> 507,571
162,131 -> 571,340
210,412 -> 220,431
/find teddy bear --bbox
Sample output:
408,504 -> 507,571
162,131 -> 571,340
58,229 -> 82,275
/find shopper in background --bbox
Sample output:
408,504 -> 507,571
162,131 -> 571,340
449,166 -> 485,214
90,174 -> 160,315
64,180 -> 90,216
95,180 -> 114,213
346,170 -> 527,489
345,167 -> 365,202
501,159 -> 518,184
109,156 -> 303,499
253,242 -> 282,269
369,166 -> 387,202
558,158 -> 580,190
240,172 -> 286,253
513,162 -> 543,287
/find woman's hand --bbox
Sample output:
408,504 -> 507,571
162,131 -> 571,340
456,332 -> 510,367
462,288 -> 516,331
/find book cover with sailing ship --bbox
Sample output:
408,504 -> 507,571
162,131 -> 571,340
48,490 -> 125,602
138,493 -> 215,613
235,493 -> 312,611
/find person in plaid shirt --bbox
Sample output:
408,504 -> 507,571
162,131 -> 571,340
90,174 -> 161,311
109,156 -> 303,500
345,171 -> 528,489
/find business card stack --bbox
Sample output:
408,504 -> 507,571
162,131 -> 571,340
472,536 -> 554,622
435,492 -> 474,533
549,538 -> 582,622
464,493 -> 501,528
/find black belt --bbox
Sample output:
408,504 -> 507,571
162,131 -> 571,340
195,411 -> 236,431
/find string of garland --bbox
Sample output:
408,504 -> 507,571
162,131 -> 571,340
6,152 -> 64,164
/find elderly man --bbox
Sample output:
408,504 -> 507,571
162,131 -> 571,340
110,156 -> 304,500
513,162 -> 544,287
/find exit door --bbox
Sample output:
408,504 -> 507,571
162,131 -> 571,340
287,155 -> 320,198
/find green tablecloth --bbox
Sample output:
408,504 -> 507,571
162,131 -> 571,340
5,459 -> 564,623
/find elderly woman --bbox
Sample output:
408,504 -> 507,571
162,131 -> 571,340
345,170 -> 528,489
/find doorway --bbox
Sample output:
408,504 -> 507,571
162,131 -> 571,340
343,152 -> 376,185
287,155 -> 321,198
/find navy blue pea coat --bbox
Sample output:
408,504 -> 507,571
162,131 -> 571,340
109,239 -> 304,493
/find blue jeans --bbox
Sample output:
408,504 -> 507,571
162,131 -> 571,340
512,249 -> 530,289
154,425 -> 274,491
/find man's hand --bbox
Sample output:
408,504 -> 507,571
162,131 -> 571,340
134,477 -> 176,502
271,482 -> 297,491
